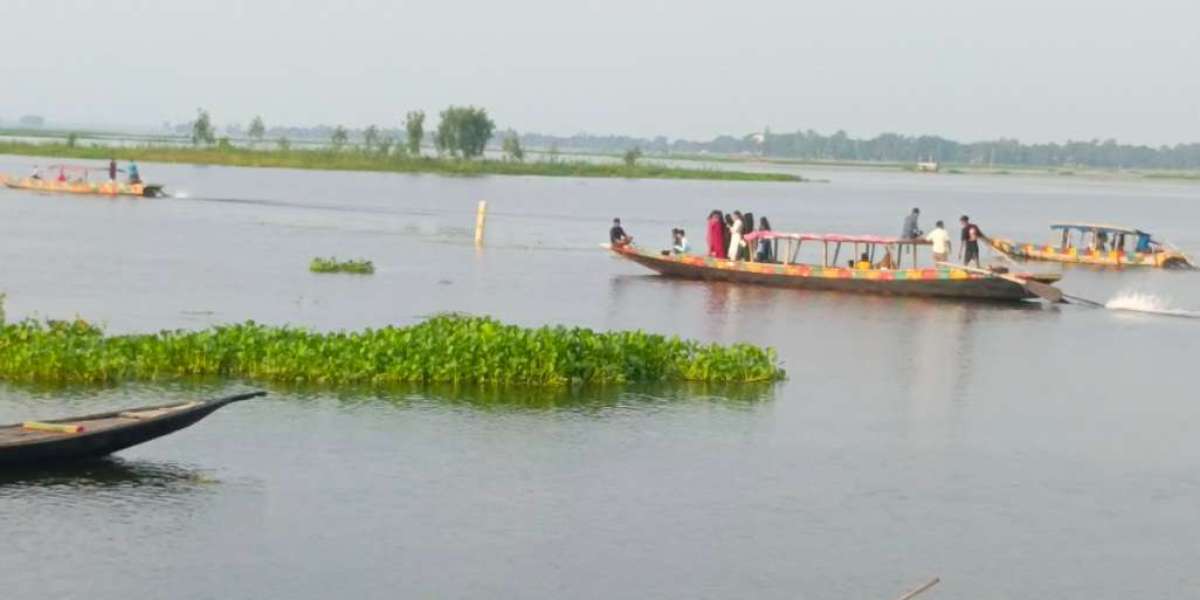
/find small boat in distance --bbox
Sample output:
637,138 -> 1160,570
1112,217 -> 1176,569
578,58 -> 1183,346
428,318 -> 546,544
0,391 -> 264,466
1,165 -> 167,198
609,231 -> 1063,302
990,223 -> 1194,269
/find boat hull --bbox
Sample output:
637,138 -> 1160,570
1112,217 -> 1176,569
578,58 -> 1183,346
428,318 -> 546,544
3,177 -> 165,198
0,392 -> 263,466
990,238 -> 1192,269
612,246 -> 1052,301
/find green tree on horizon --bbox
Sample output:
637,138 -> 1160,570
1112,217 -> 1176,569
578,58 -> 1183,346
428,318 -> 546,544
435,106 -> 495,158
501,133 -> 524,162
363,125 -> 380,152
248,116 -> 266,144
405,111 -> 425,156
191,109 -> 215,146
331,125 -> 349,151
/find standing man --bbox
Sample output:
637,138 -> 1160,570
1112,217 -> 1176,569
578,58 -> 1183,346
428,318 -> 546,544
128,160 -> 141,184
901,207 -> 922,239
959,215 -> 985,267
925,220 -> 952,263
108,158 -> 117,182
609,218 -> 632,247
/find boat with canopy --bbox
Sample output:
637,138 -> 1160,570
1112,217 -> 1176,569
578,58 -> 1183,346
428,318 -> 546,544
989,223 -> 1193,269
1,164 -> 166,198
609,231 -> 1063,302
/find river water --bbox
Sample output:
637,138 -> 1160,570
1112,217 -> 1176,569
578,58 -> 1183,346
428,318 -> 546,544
1,155 -> 1198,599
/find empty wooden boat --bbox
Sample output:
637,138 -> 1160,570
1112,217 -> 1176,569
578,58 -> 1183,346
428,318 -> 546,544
0,391 -> 264,466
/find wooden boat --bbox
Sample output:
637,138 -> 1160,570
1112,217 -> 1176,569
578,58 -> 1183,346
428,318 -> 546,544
1,172 -> 166,198
0,391 -> 264,466
609,232 -> 1063,302
990,223 -> 1194,269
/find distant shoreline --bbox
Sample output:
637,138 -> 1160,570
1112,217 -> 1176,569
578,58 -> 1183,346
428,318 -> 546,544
0,140 -> 803,183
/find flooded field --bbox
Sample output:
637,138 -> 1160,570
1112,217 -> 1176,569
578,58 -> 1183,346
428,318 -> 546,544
1,154 -> 1198,599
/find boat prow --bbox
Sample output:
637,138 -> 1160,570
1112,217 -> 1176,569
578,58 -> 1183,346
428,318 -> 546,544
0,391 -> 265,466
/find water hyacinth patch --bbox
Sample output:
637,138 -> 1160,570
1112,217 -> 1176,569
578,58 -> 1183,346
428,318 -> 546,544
310,257 -> 375,274
0,314 -> 784,386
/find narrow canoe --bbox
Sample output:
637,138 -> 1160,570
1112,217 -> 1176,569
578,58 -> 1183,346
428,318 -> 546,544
0,391 -> 264,466
2,176 -> 166,198
609,244 -> 1061,302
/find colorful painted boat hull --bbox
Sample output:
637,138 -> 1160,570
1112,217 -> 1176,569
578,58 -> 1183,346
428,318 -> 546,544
611,245 -> 1057,301
990,238 -> 1192,269
2,176 -> 165,198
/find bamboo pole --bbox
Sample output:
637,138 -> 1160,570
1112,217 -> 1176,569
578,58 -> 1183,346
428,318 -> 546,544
474,200 -> 487,247
894,577 -> 940,600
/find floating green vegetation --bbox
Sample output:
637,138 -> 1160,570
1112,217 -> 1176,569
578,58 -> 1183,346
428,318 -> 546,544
0,140 -> 801,183
0,315 -> 784,386
310,257 -> 375,274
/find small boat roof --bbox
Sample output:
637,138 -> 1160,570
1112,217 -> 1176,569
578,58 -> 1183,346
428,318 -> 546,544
744,231 -> 929,245
1050,223 -> 1147,235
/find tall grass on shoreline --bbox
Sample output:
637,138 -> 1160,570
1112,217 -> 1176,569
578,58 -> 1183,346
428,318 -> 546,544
0,140 -> 801,183
0,314 -> 785,386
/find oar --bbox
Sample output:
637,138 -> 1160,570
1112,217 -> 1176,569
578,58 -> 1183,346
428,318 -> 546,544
937,261 -> 1064,303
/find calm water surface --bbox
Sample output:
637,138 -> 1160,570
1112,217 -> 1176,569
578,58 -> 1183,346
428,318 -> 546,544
1,155 -> 1198,599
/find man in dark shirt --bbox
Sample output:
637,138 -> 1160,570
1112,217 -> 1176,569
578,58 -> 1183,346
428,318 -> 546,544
959,215 -> 984,267
609,218 -> 632,246
901,207 -> 922,239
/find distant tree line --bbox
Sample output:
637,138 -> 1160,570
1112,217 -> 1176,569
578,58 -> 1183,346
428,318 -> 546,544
518,130 -> 1200,170
182,106 -> 498,160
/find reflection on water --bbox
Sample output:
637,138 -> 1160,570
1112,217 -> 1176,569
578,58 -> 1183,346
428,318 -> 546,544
0,457 -> 211,491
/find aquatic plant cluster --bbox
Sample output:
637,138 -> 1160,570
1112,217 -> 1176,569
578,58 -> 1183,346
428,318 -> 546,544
310,257 -> 375,274
0,315 -> 784,386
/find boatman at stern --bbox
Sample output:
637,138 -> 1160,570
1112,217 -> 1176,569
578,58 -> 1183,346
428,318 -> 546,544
959,215 -> 985,267
610,218 -> 632,247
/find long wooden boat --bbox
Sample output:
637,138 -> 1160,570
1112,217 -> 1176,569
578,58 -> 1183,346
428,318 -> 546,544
1,175 -> 166,198
0,391 -> 264,466
990,223 -> 1194,269
610,232 -> 1062,302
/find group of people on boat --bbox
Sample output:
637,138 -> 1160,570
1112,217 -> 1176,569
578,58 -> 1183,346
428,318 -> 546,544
611,207 -> 987,270
27,159 -> 141,185
900,207 -> 986,267
705,210 -> 774,262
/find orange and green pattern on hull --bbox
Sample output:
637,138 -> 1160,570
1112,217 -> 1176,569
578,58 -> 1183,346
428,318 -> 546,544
990,238 -> 1191,269
3,177 -> 155,198
611,245 -> 1056,301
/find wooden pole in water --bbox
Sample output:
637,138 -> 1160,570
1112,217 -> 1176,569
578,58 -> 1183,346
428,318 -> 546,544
894,577 -> 940,600
474,200 -> 487,247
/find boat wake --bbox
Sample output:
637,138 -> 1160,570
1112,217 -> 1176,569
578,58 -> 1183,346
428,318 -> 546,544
1105,292 -> 1200,318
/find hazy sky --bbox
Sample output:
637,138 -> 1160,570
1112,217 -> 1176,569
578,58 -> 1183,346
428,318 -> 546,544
3,0 -> 1197,144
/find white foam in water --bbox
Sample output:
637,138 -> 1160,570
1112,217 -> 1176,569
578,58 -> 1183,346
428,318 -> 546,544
171,190 -> 188,199
1105,291 -> 1200,318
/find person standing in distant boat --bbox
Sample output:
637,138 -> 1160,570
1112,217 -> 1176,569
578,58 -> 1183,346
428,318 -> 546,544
707,211 -> 726,257
108,158 -> 117,182
959,215 -> 984,267
128,161 -> 141,184
609,218 -> 632,246
901,207 -> 922,239
925,220 -> 952,263
722,213 -> 733,254
672,228 -> 689,254
727,210 -> 745,260
755,216 -> 774,262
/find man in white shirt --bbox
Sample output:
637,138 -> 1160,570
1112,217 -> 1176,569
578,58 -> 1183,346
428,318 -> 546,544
925,220 -> 952,263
